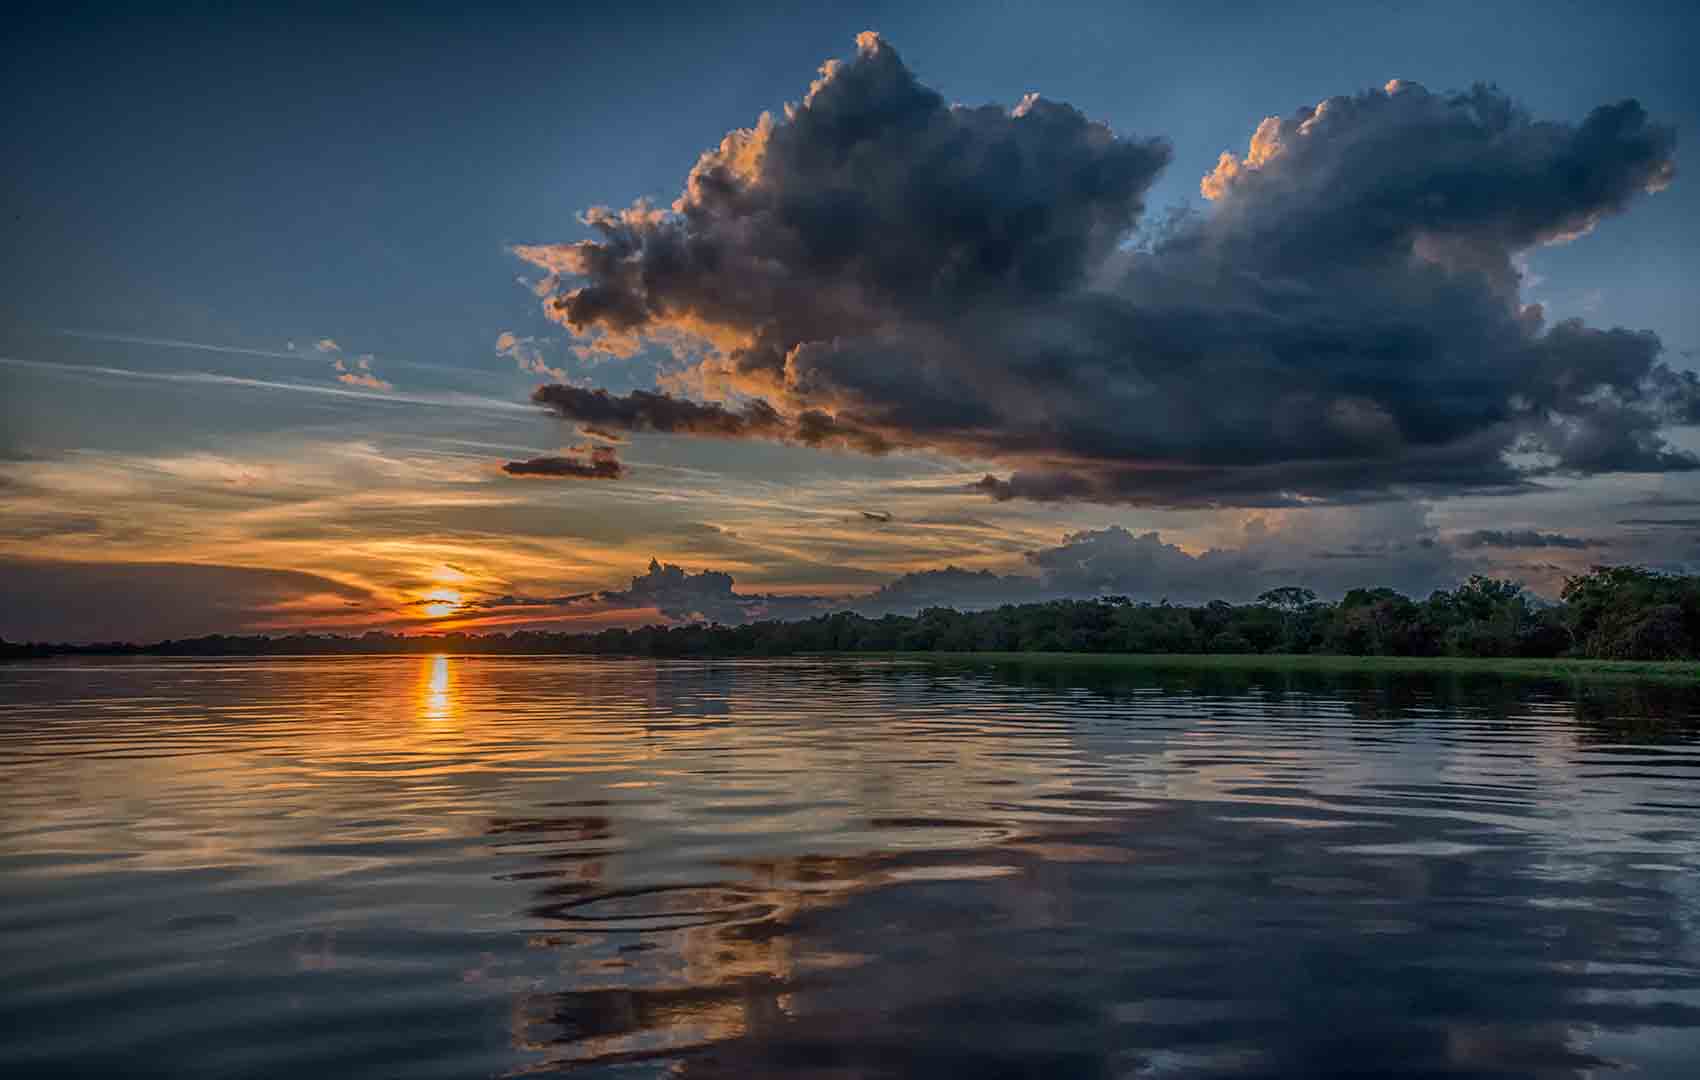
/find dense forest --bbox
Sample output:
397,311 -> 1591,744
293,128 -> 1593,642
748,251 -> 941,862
5,566 -> 1699,662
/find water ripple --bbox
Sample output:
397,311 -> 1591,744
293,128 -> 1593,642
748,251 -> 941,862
2,656 -> 1699,1077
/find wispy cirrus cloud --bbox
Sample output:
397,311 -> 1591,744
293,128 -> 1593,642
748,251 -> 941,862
57,328 -> 300,360
0,357 -> 525,411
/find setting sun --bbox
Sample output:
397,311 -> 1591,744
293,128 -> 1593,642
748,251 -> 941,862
419,587 -> 463,618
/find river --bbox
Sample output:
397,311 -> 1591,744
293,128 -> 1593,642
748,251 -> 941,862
3,656 -> 1699,1077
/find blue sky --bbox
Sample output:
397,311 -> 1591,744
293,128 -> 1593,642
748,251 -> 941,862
3,1 -> 1698,640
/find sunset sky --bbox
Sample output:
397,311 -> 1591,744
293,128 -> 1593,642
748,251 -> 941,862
3,1 -> 1698,642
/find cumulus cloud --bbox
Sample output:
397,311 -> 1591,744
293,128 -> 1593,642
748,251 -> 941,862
495,331 -> 567,381
514,33 -> 1688,507
333,357 -> 391,391
502,444 -> 625,480
857,566 -> 1043,614
315,339 -> 392,391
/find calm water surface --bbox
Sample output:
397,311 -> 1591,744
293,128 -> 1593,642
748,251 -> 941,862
4,656 -> 1700,1078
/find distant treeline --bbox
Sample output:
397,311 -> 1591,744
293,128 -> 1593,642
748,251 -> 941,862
5,566 -> 1699,662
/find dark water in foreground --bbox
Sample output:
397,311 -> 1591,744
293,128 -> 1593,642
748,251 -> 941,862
3,658 -> 1700,1078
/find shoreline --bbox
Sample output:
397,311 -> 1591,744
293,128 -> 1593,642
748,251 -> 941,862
877,651 -> 1700,683
6,649 -> 1699,683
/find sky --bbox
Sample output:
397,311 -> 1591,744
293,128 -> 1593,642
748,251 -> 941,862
3,0 -> 1699,642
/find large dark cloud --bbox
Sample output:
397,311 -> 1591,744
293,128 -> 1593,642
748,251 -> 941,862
515,33 -> 1688,507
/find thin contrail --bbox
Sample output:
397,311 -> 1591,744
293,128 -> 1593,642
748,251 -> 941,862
58,328 -> 303,360
62,326 -> 497,380
0,356 -> 534,413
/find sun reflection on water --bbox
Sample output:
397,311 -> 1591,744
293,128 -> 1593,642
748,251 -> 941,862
418,654 -> 456,727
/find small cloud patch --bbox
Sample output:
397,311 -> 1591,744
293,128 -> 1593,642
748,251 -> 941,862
502,444 -> 624,480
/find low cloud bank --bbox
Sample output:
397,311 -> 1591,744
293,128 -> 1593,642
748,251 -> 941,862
0,560 -> 374,642
453,558 -> 830,625
451,506 -> 1536,627
1460,529 -> 1604,550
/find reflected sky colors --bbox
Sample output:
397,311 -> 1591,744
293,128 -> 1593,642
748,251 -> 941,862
3,657 -> 1700,1076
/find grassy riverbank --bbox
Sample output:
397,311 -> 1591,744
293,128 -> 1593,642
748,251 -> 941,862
885,651 -> 1700,683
